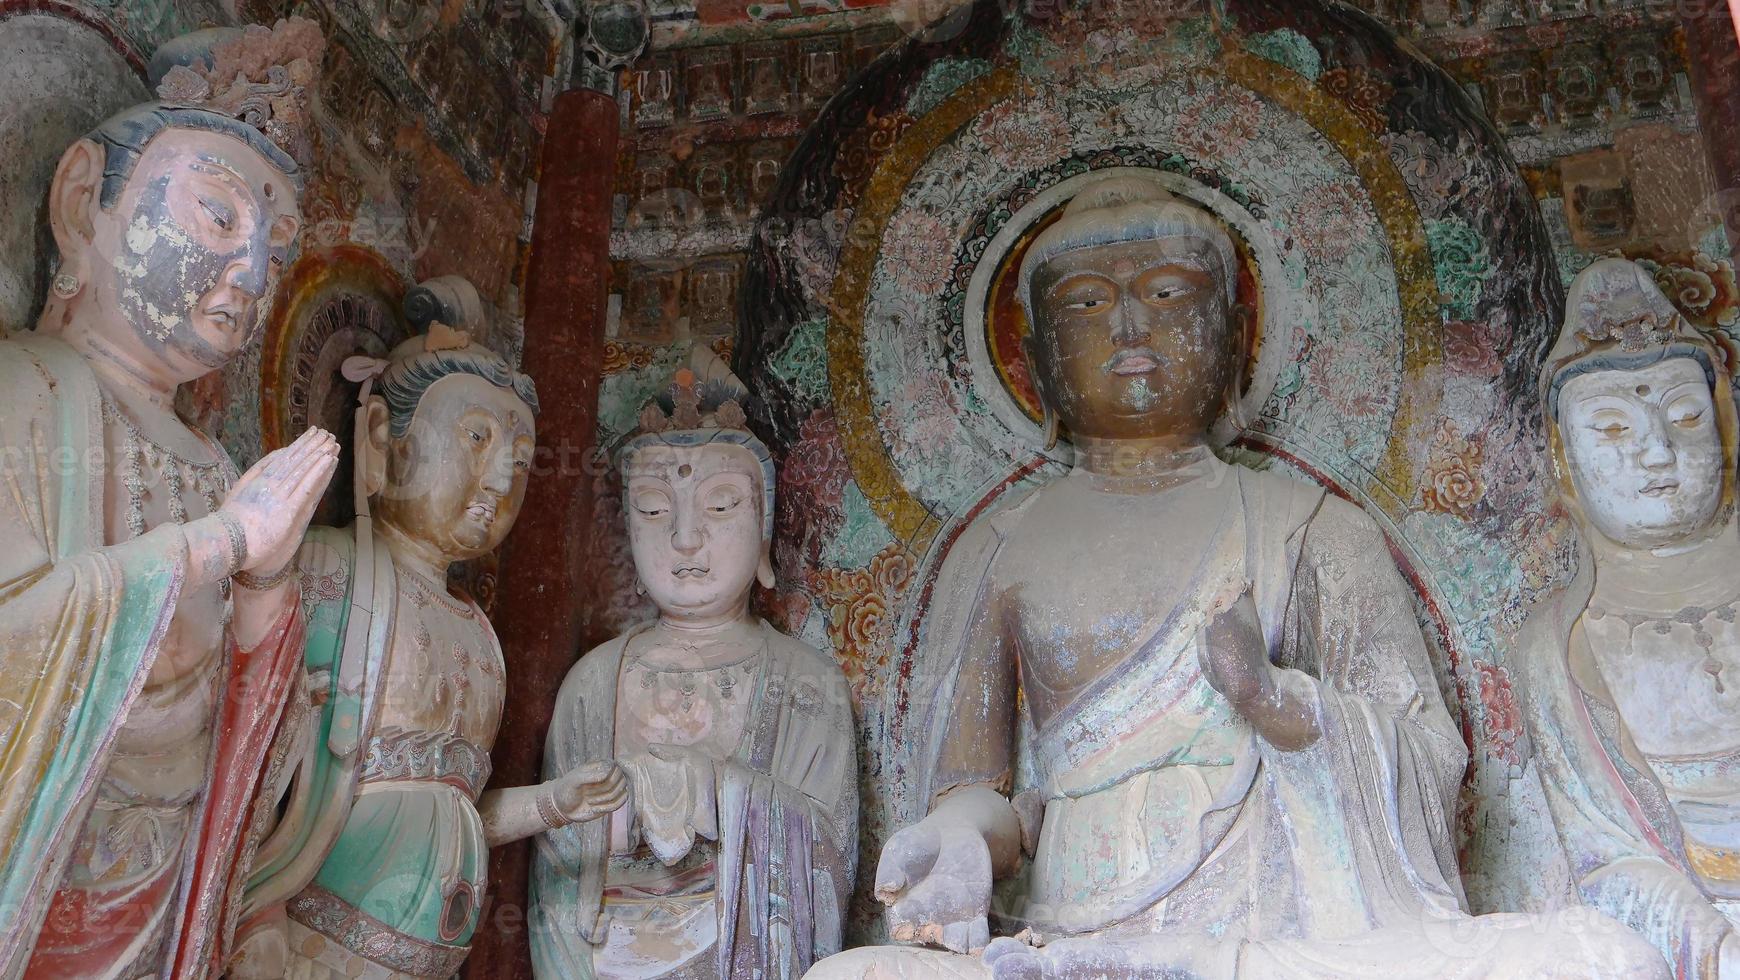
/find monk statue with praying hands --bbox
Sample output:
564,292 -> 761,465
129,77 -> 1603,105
807,175 -> 1665,979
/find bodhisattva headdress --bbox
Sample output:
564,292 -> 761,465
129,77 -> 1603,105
621,345 -> 776,541
1543,257 -> 1738,510
75,17 -> 323,220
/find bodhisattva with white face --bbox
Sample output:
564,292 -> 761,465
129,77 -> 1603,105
1522,258 -> 1740,978
807,176 -> 1665,980
532,354 -> 857,979
0,20 -> 337,979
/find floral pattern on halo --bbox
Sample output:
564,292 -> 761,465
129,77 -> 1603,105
1422,420 -> 1486,519
1476,660 -> 1524,768
811,544 -> 917,701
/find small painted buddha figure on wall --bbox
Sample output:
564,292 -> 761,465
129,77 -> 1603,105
232,327 -> 626,980
1521,258 -> 1740,978
531,347 -> 858,978
808,175 -> 1664,979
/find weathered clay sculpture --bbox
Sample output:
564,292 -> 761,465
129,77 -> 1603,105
808,176 -> 1664,979
231,326 -> 626,979
1520,257 -> 1740,977
0,19 -> 338,980
530,347 -> 857,978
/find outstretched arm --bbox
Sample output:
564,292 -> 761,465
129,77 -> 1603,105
478,762 -> 627,848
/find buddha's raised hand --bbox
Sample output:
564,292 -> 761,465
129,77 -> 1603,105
1201,588 -> 1320,750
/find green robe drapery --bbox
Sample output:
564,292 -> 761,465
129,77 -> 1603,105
0,335 -> 188,977
238,524 -> 397,934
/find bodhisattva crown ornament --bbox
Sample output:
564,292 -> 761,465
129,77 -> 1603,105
624,345 -> 775,543
153,17 -> 325,167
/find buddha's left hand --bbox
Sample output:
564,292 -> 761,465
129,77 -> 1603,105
1201,590 -> 1320,750
1200,589 -> 1275,706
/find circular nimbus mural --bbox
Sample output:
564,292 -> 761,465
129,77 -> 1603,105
260,246 -> 409,525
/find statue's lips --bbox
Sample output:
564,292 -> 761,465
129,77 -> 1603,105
1639,479 -> 1680,497
465,499 -> 498,523
1105,348 -> 1163,376
672,564 -> 709,579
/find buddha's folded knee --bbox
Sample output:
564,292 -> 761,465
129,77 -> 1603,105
804,946 -> 993,980
1413,910 -> 1668,980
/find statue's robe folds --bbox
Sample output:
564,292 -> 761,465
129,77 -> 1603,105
815,461 -> 1663,979
0,336 -> 303,980
1518,548 -> 1740,978
238,525 -> 501,979
531,620 -> 857,979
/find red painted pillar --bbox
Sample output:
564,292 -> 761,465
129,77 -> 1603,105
463,85 -> 617,979
1686,0 -> 1740,250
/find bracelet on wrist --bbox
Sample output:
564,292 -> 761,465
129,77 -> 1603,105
215,513 -> 250,579
537,787 -> 571,831
235,561 -> 295,592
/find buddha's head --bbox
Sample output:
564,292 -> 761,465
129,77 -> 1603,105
1018,175 -> 1245,446
365,327 -> 540,563
621,347 -> 776,628
1545,259 -> 1737,552
40,20 -> 320,387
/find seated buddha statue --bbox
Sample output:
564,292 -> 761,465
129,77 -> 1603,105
808,176 -> 1664,979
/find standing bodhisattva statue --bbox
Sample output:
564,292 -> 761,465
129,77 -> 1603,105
231,326 -> 627,979
0,19 -> 337,980
531,347 -> 858,979
809,176 -> 1665,979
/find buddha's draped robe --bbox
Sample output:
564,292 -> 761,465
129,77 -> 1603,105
914,461 -> 1472,950
0,336 -> 302,980
531,619 -> 856,979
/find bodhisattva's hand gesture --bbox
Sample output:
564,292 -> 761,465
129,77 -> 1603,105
222,427 -> 340,575
551,761 -> 628,824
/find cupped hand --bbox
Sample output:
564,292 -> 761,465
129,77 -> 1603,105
875,816 -> 994,954
222,428 -> 339,574
552,761 -> 628,824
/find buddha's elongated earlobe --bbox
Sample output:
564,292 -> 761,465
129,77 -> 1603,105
1025,333 -> 1062,451
757,550 -> 775,590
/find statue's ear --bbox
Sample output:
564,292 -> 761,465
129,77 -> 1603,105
361,396 -> 390,500
47,139 -> 102,264
756,548 -> 775,590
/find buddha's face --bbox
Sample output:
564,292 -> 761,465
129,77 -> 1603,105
626,443 -> 766,625
1560,358 -> 1725,550
65,127 -> 300,384
376,373 -> 535,561
1027,236 -> 1237,442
